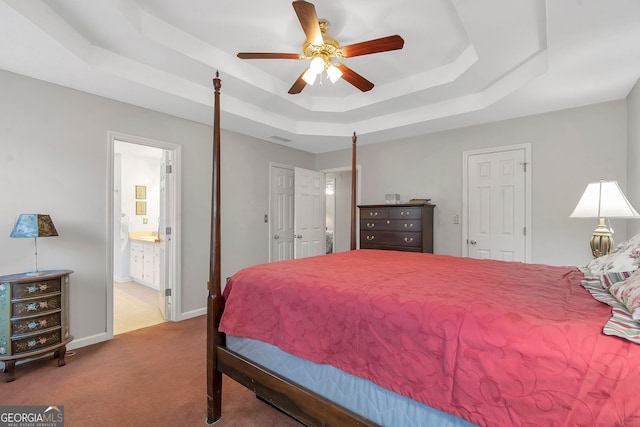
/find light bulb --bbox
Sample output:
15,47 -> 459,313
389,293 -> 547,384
309,57 -> 325,73
302,68 -> 317,85
327,64 -> 342,83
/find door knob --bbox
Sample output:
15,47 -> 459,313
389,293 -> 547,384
273,235 -> 279,240
469,239 -> 477,245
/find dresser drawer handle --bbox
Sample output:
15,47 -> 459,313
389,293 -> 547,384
404,237 -> 414,243
401,211 -> 411,216
368,212 -> 378,217
403,223 -> 413,228
366,223 -> 375,228
366,235 -> 375,241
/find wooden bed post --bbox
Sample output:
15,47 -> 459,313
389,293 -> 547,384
206,72 -> 224,424
351,132 -> 357,251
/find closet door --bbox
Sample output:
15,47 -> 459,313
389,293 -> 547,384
270,166 -> 295,262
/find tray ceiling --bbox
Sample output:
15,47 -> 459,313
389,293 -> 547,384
1,0 -> 639,153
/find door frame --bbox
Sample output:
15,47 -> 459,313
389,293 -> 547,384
461,143 -> 531,262
106,131 -> 182,339
321,165 -> 362,251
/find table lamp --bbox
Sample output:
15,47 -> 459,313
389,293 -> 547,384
570,180 -> 640,258
10,214 -> 59,276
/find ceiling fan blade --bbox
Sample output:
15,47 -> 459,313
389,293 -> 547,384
237,52 -> 300,60
288,69 -> 309,94
335,64 -> 374,92
341,35 -> 405,58
292,0 -> 323,46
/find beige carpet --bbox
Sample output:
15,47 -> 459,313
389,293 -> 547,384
114,281 -> 164,334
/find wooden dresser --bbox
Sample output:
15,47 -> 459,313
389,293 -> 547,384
359,203 -> 435,253
0,270 -> 73,381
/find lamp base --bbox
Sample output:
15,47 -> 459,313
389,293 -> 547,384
590,218 -> 613,258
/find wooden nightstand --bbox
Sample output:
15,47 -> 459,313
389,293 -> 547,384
0,270 -> 73,382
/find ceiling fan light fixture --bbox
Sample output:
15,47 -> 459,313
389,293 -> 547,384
302,68 -> 317,86
309,56 -> 325,73
327,64 -> 342,83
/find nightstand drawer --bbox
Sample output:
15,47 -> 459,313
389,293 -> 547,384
11,278 -> 61,299
11,311 -> 62,336
11,294 -> 61,317
12,328 -> 62,355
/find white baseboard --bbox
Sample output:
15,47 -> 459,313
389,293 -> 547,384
68,332 -> 109,350
0,332 -> 108,370
180,307 -> 206,320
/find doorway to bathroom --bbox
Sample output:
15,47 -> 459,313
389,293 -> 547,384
108,133 -> 180,337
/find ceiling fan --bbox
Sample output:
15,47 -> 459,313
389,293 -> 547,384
237,0 -> 405,94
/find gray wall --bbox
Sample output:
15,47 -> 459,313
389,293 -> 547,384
0,70 -> 314,348
1,68 -> 636,349
316,101 -> 630,267
627,79 -> 640,237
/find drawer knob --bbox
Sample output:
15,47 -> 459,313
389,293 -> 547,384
401,211 -> 410,216
369,212 -> 378,217
403,223 -> 413,228
366,223 -> 375,228
366,235 -> 375,241
404,237 -> 414,243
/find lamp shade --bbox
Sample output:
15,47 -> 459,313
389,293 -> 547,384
10,214 -> 58,238
570,180 -> 640,218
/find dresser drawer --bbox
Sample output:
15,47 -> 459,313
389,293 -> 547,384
361,231 -> 423,248
12,329 -> 62,355
360,218 -> 422,232
11,278 -> 61,299
11,294 -> 61,317
360,207 -> 389,219
389,207 -> 423,219
11,312 -> 62,336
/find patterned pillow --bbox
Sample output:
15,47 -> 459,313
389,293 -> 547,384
602,271 -> 634,289
581,277 -> 640,344
612,232 -> 640,253
609,270 -> 640,322
583,244 -> 640,278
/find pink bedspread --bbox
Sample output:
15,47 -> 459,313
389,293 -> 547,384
219,250 -> 640,426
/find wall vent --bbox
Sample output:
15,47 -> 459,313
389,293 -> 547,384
270,135 -> 292,143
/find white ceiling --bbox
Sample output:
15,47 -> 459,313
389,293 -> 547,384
1,0 -> 640,153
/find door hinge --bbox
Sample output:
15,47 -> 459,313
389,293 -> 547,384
520,162 -> 528,172
166,164 -> 172,174
165,227 -> 171,235
165,288 -> 172,297
523,227 -> 527,236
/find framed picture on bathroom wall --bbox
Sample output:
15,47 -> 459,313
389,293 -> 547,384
135,185 -> 147,199
136,201 -> 147,215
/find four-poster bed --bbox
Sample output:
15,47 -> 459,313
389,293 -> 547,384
206,75 -> 640,426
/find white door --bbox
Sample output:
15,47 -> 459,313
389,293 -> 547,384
158,151 -> 172,320
270,166 -> 295,262
464,146 -> 529,262
294,167 -> 326,258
